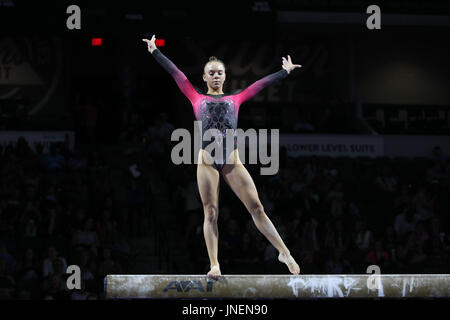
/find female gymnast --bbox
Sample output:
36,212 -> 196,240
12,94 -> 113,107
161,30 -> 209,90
143,35 -> 301,279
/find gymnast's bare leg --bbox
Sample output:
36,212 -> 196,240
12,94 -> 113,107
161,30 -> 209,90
197,149 -> 222,280
221,149 -> 300,275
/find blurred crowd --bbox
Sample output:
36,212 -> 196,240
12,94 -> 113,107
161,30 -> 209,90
0,139 -> 147,300
1,110 -> 449,299
174,145 -> 450,275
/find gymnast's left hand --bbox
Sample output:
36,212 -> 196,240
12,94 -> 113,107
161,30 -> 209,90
282,55 -> 302,74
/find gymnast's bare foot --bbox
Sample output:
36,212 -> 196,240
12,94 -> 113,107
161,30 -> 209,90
278,252 -> 300,275
207,264 -> 221,280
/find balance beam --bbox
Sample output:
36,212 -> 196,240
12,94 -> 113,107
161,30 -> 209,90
105,274 -> 450,299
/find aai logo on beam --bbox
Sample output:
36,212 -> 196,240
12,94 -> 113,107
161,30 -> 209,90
163,280 -> 214,293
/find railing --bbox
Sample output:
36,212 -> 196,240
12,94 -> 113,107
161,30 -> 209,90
363,104 -> 450,135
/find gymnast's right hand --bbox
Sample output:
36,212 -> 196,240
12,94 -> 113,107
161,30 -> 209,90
142,35 -> 157,53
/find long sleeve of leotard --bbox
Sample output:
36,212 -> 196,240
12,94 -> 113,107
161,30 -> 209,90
234,69 -> 288,105
151,49 -> 200,104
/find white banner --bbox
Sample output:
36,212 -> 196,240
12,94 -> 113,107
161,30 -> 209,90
0,131 -> 75,153
279,134 -> 449,158
279,134 -> 384,158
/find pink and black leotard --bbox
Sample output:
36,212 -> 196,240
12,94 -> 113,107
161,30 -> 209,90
151,48 -> 288,171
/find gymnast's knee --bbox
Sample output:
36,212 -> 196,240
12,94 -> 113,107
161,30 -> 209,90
203,204 -> 218,223
250,203 -> 265,218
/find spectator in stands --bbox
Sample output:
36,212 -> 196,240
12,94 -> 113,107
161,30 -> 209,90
429,217 -> 448,248
102,195 -> 119,222
87,150 -> 107,172
40,143 -> 65,170
72,217 -> 99,256
285,207 -> 304,246
397,232 -> 415,266
157,112 -> 175,152
413,221 -> 430,248
383,225 -> 398,253
80,94 -> 99,144
125,179 -> 146,238
322,159 -> 339,184
298,249 -> 319,273
76,248 -> 96,291
390,241 -> 405,273
146,114 -> 171,169
19,208 -> 40,241
324,247 -> 353,274
42,272 -> 68,300
352,219 -> 372,252
13,247 -> 41,299
409,241 -> 428,272
348,201 -> 360,217
0,242 -> 15,275
15,136 -> 34,161
0,257 -> 15,299
375,166 -> 398,193
24,184 -> 39,205
67,176 -> 89,207
432,146 -> 447,164
445,157 -> 450,178
334,219 -> 349,250
70,207 -> 87,233
42,246 -> 67,279
303,160 -> 319,185
67,150 -> 88,171
15,248 -> 40,281
70,280 -> 89,300
123,111 -> 140,139
413,185 -> 435,222
425,236 -> 449,273
96,209 -> 119,244
394,205 -> 419,238
97,247 -> 122,279
40,206 -> 63,238
393,183 -> 413,212
365,239 -> 391,269
426,161 -> 446,184
323,220 -> 336,252
87,293 -> 99,300
296,216 -> 320,256
326,181 -> 345,218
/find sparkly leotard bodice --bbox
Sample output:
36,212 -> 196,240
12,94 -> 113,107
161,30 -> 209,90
151,49 -> 288,171
197,95 -> 237,147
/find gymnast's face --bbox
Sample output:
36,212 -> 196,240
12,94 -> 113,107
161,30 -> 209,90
203,61 -> 226,91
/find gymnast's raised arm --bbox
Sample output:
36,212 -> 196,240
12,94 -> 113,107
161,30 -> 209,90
142,35 -> 199,103
234,55 -> 302,105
